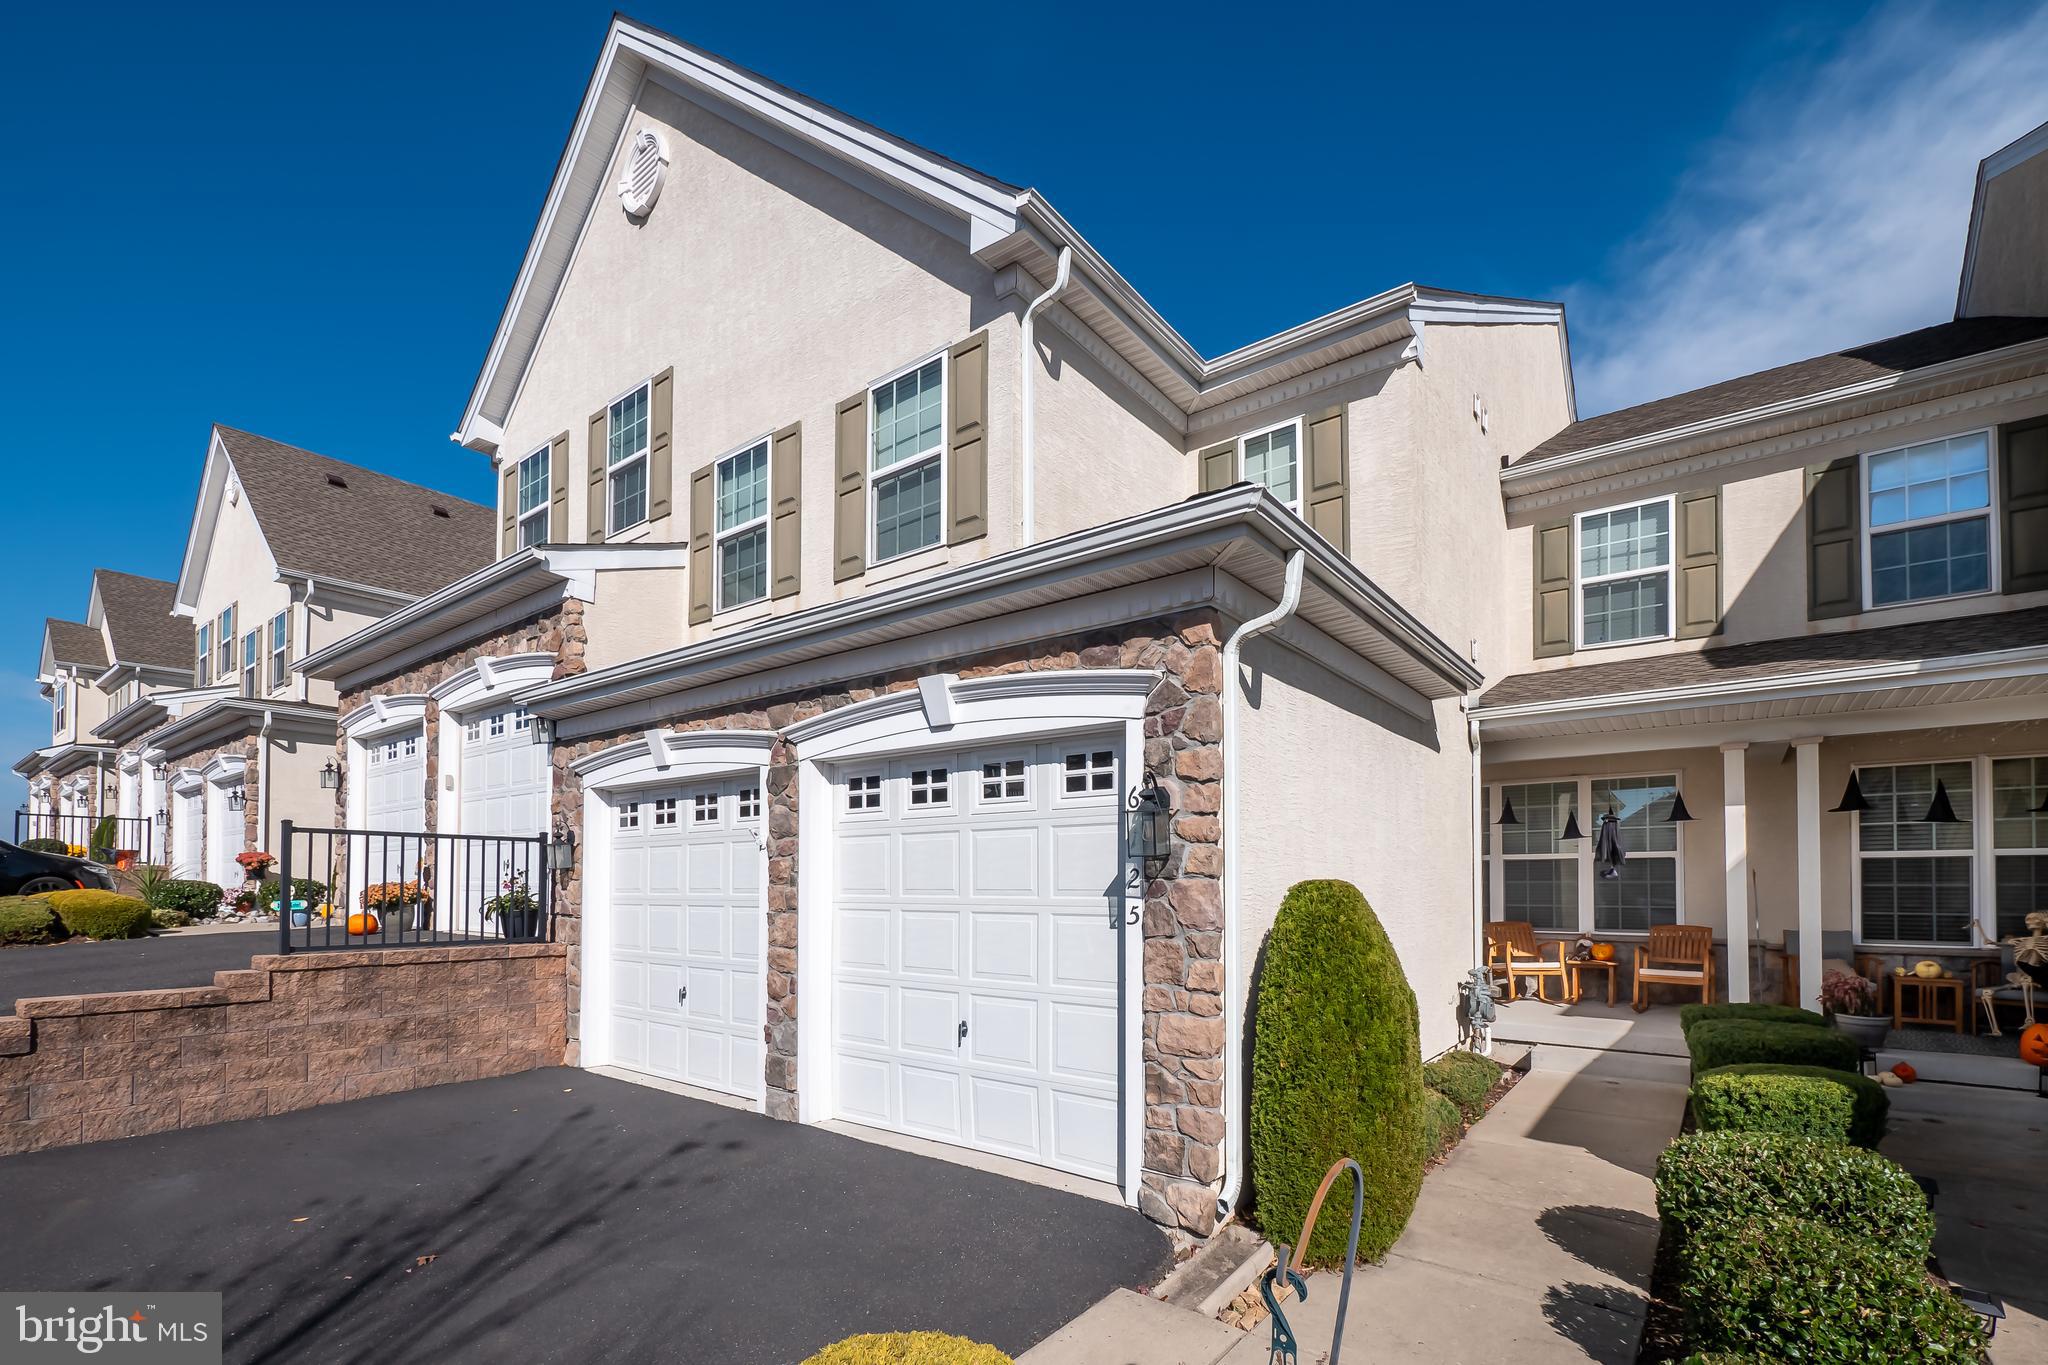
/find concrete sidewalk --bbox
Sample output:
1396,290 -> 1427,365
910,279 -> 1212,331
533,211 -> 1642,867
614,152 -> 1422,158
1025,1062 -> 1686,1364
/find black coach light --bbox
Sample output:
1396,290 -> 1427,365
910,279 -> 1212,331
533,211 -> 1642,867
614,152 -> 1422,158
1127,776 -> 1171,861
548,816 -> 577,874
151,760 -> 168,782
319,758 -> 340,791
530,714 -> 556,747
226,786 -> 246,812
153,808 -> 167,827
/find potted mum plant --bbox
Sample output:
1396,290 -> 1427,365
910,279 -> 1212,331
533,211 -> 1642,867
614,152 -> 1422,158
235,850 -> 275,883
1820,969 -> 1890,1051
485,871 -> 542,940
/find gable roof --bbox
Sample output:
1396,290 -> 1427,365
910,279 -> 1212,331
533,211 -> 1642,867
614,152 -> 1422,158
89,569 -> 192,672
455,13 -> 1569,451
180,427 -> 496,605
42,618 -> 108,674
1958,118 -> 2048,318
1515,315 -> 2048,468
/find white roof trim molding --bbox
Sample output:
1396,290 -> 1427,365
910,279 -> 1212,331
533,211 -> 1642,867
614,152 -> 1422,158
173,428 -> 280,616
339,694 -> 430,741
202,753 -> 248,785
1956,118 -> 2048,319
570,727 -> 776,793
429,653 -> 559,714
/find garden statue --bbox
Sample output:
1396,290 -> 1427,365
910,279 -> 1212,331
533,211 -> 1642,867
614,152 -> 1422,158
1460,966 -> 1496,1056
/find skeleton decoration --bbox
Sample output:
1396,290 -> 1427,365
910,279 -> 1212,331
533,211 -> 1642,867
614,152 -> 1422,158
1977,973 -> 2038,1037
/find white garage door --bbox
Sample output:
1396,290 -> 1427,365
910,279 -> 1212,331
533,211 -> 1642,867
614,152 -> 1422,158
363,731 -> 425,883
608,778 -> 765,1100
832,737 -> 1124,1181
458,704 -> 549,930
174,788 -> 205,879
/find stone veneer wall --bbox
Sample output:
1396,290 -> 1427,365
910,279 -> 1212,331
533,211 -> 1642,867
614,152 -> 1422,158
550,611 -> 1230,1236
157,736 -> 259,885
0,944 -> 567,1156
330,601 -> 588,831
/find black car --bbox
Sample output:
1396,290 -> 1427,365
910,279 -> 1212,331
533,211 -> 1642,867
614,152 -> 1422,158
0,841 -> 116,896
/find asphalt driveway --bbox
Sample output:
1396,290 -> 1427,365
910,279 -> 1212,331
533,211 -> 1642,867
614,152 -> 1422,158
0,1067 -> 1171,1363
0,929 -> 271,1007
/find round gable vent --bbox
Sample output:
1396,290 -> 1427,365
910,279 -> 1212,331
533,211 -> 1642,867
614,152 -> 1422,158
617,129 -> 670,217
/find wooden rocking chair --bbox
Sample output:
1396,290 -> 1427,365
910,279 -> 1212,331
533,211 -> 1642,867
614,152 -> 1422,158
1633,924 -> 1714,1013
1486,920 -> 1570,1004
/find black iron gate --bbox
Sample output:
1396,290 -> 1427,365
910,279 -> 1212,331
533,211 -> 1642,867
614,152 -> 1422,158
14,810 -> 154,864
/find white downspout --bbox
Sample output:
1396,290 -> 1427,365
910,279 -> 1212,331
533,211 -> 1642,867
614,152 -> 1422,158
1018,245 -> 1073,546
1468,702 -> 1486,973
1217,547 -> 1306,1220
258,709 -> 274,858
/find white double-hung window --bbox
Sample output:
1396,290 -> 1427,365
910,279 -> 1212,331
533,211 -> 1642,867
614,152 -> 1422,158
715,438 -> 770,610
870,355 -> 945,562
52,677 -> 67,734
1238,419 -> 1301,513
268,611 -> 289,693
1855,761 -> 1974,945
1865,431 -> 1992,607
215,605 -> 237,680
1576,497 -> 1673,647
607,382 -> 650,535
517,446 -> 550,548
1490,774 -> 1684,934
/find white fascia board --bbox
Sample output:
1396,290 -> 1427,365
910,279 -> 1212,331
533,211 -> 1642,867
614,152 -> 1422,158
1503,336 -> 2048,493
171,432 -> 241,616
146,698 -> 338,759
1470,641 -> 2048,731
1956,119 -> 2048,318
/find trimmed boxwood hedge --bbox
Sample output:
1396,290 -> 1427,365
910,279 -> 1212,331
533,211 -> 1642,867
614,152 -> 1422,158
1685,1018 -> 1860,1075
1420,1088 -> 1462,1158
801,1333 -> 1011,1364
1421,1050 -> 1503,1122
0,896 -> 62,945
18,838 -> 69,855
42,890 -> 153,941
1692,1063 -> 1888,1148
1250,880 -> 1424,1265
149,880 -> 225,918
1655,1131 -> 1934,1261
1676,1214 -> 1984,1363
1677,1002 -> 1825,1033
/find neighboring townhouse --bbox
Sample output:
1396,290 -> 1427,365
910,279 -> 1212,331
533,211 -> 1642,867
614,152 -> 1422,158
124,425 -> 495,886
1471,120 -> 2048,1016
302,14 -> 1574,1237
16,618 -> 118,852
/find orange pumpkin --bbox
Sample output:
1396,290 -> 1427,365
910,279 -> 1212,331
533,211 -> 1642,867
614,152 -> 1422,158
1590,943 -> 1616,962
1890,1061 -> 1917,1084
2019,1023 -> 2048,1070
346,911 -> 380,936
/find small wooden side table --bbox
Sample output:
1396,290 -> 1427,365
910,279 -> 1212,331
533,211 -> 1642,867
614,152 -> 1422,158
1891,975 -> 1965,1034
1570,958 -> 1618,1007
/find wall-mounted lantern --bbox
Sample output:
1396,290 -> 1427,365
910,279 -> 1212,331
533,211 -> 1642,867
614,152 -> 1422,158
1127,777 -> 1171,862
319,759 -> 340,791
531,715 -> 556,747
153,808 -> 167,827
547,816 -> 577,874
151,761 -> 168,782
226,787 -> 246,812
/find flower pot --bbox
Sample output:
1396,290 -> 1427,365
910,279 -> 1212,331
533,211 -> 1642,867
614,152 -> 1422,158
290,909 -> 310,928
494,906 -> 542,940
1832,1012 -> 1891,1052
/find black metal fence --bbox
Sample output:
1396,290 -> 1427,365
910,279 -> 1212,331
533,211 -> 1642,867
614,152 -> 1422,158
14,811 -> 154,864
276,820 -> 552,954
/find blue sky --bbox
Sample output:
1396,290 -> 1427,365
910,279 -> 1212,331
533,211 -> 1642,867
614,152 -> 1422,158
2,0 -> 2045,814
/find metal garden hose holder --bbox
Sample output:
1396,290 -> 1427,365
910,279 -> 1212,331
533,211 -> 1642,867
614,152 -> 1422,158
1261,1157 -> 1364,1365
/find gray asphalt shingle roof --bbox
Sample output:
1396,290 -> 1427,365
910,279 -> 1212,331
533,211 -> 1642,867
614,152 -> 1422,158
1519,316 -> 2048,465
92,569 -> 191,671
216,427 -> 497,599
1477,607 -> 2048,709
43,618 -> 108,672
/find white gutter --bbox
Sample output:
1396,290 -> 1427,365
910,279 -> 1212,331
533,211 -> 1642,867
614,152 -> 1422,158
1018,245 -> 1073,546
1216,547 -> 1305,1220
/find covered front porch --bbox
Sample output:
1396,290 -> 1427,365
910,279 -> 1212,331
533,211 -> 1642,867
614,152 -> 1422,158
1471,613 -> 2048,1092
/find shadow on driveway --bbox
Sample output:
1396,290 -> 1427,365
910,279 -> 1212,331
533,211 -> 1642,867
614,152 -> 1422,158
0,1067 -> 1170,1363
0,930 -> 273,1008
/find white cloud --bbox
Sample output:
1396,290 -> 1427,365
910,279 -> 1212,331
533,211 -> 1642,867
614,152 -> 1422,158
1568,2 -> 2048,417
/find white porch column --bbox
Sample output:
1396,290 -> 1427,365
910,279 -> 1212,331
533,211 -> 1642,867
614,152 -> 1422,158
1721,742 -> 1751,1003
1793,737 -> 1824,1013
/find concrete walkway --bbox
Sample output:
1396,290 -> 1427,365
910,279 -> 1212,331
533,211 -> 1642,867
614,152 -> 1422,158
1025,1058 -> 1687,1364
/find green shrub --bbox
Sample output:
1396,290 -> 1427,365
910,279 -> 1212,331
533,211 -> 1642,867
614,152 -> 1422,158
1692,1063 -> 1888,1148
1677,1214 -> 1984,1363
801,1333 -> 1012,1364
88,816 -> 118,862
253,876 -> 327,908
1420,1088 -> 1462,1158
42,890 -> 153,941
150,907 -> 193,930
1656,1131 -> 1933,1260
151,880 -> 224,918
1685,1019 -> 1860,1075
1249,880 -> 1423,1265
19,838 -> 69,855
0,896 -> 62,945
1678,1002 -> 1825,1034
1422,1049 -> 1503,1121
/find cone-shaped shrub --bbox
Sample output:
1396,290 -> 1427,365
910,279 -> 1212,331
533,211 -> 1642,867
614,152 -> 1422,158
1250,879 -> 1423,1265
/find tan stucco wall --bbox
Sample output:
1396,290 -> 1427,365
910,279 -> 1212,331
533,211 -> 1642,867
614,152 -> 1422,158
52,664 -> 110,746
261,734 -> 336,859
496,77 -> 1021,633
581,566 -> 687,672
1962,149 -> 2048,319
1501,388 -> 2048,677
1237,634 -> 1473,1059
1031,321 -> 1185,538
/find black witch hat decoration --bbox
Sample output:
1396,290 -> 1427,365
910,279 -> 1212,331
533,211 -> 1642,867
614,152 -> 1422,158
1922,779 -> 1961,824
1496,793 -> 1520,826
1559,810 -> 1586,841
1666,791 -> 1695,823
1831,771 -> 1870,814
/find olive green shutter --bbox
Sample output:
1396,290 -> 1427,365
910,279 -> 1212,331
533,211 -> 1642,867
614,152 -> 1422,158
1198,441 -> 1235,493
1303,405 -> 1349,552
279,606 -> 294,693
586,408 -> 608,543
688,465 -> 714,625
770,422 -> 802,599
547,431 -> 569,544
947,332 -> 989,545
1532,516 -> 1573,658
648,367 -> 675,524
2001,416 -> 2048,595
1805,457 -> 1861,619
499,461 -> 518,557
1675,489 -> 1722,639
834,392 -> 867,582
